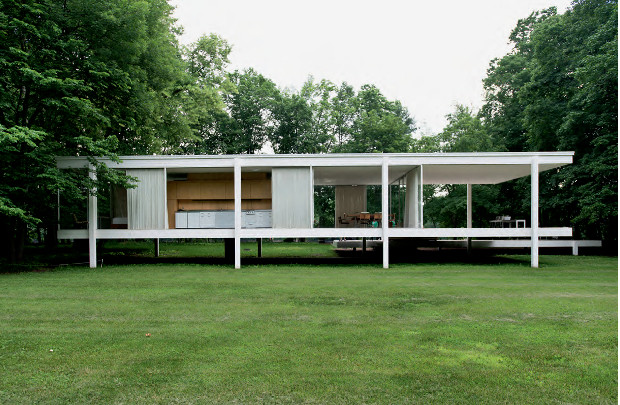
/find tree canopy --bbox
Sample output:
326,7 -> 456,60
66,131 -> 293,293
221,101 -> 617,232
421,0 -> 617,247
0,0 -> 189,260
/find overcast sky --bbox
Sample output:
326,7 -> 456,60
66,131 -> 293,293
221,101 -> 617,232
170,0 -> 573,134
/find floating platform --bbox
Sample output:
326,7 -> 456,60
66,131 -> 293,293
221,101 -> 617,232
333,239 -> 602,256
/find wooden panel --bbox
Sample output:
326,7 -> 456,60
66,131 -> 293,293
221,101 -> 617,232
200,182 -> 226,199
167,199 -> 178,229
250,180 -> 271,199
176,181 -> 201,199
201,201 -> 225,210
178,199 -> 239,211
241,172 -> 268,180
167,181 -> 177,199
241,180 -> 252,199
178,200 -> 197,210
252,199 -> 272,210
225,182 -> 234,199
187,173 -> 233,181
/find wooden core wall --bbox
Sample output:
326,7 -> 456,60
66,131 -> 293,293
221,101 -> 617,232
166,172 -> 272,228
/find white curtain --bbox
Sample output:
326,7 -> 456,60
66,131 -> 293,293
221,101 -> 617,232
335,186 -> 367,228
127,169 -> 166,230
272,168 -> 312,228
404,167 -> 422,228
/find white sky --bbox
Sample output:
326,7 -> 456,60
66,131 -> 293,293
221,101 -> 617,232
170,0 -> 573,134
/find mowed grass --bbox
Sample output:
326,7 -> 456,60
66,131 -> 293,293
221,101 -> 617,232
0,256 -> 616,404
103,240 -> 340,259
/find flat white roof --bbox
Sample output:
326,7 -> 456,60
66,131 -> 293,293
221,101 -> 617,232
56,152 -> 573,185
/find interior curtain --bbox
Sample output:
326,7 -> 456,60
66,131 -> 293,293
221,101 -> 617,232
127,169 -> 166,230
272,168 -> 312,228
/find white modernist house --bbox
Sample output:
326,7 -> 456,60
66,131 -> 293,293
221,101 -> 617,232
56,152 -> 574,269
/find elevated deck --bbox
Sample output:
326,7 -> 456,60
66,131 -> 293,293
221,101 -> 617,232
332,238 -> 601,256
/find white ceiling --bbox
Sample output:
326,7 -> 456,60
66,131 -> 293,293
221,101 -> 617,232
313,166 -> 416,185
313,163 -> 566,185
167,163 -> 568,185
422,164 -> 563,184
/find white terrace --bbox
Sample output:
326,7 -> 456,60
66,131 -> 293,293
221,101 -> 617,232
56,152 -> 574,269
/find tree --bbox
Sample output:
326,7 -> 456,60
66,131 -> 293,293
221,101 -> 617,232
329,82 -> 356,151
480,8 -> 557,152
437,105 -> 496,152
216,68 -> 278,154
299,77 -> 338,152
522,0 -> 617,243
0,0 -> 189,261
344,85 -> 416,153
269,92 -> 314,154
180,34 -> 234,154
480,0 -> 617,245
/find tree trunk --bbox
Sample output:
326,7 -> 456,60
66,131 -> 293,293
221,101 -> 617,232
45,222 -> 58,249
14,220 -> 27,263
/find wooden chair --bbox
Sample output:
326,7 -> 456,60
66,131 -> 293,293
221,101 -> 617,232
73,214 -> 88,225
338,213 -> 351,226
372,212 -> 382,227
358,212 -> 371,227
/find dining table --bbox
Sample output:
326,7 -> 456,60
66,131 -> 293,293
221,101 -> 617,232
348,212 -> 381,227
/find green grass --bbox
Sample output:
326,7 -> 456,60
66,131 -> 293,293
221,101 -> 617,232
0,256 -> 616,403
103,240 -> 339,258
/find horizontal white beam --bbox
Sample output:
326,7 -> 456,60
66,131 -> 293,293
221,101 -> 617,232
97,229 -> 234,239
438,239 -> 601,248
241,228 -> 383,238
58,227 -> 572,240
56,152 -> 574,169
58,229 -> 89,239
388,227 -> 572,238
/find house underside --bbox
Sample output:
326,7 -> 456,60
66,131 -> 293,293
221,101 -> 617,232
56,152 -> 574,268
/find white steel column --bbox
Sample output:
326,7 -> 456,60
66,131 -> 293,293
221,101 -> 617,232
57,190 -> 60,231
531,158 -> 539,268
309,165 -> 314,228
382,158 -> 389,269
420,165 -> 424,228
88,164 -> 97,268
163,168 -> 168,229
466,184 -> 472,228
234,160 -> 241,269
466,184 -> 472,254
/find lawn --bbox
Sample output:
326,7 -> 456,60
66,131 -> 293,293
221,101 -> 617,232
0,255 -> 616,403
103,239 -> 340,259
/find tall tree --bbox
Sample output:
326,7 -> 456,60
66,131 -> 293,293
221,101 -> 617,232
480,8 -> 557,152
522,0 -> 617,243
481,0 -> 617,244
329,82 -> 356,151
345,85 -> 416,153
0,0 -> 189,260
269,92 -> 314,154
299,77 -> 337,152
181,34 -> 234,154
216,68 -> 278,154
437,104 -> 496,152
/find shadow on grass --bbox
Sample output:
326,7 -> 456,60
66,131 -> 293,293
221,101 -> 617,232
9,241 -> 599,272
99,247 -> 529,267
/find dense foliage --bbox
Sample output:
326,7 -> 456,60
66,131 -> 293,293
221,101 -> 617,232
0,0 -> 190,261
421,0 -> 617,247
